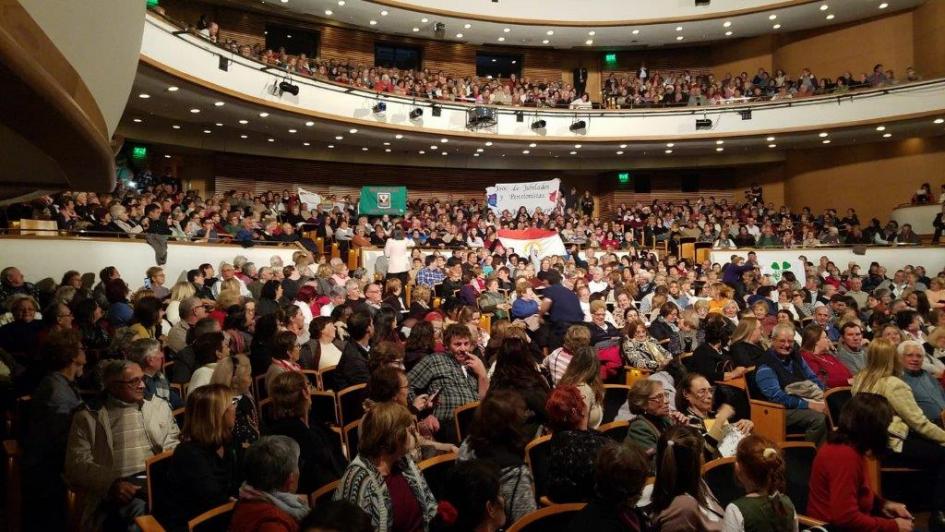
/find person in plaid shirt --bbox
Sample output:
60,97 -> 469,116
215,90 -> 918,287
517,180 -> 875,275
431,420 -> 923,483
407,323 -> 488,444
415,254 -> 446,288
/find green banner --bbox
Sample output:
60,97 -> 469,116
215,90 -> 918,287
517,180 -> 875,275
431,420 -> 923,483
358,186 -> 407,215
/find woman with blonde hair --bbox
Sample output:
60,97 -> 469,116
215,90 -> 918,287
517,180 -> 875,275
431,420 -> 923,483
729,316 -> 769,367
211,354 -> 259,453
558,346 -> 604,429
165,280 -> 197,325
708,282 -> 733,314
157,384 -> 239,529
852,338 -> 945,516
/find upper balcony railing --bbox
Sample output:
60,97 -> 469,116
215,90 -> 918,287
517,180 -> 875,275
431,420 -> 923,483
141,13 -> 945,141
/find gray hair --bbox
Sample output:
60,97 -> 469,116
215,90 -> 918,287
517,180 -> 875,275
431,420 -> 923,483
241,262 -> 256,275
243,435 -> 301,491
270,255 -> 284,268
233,255 -> 249,269
127,338 -> 162,367
102,359 -> 138,388
897,340 -> 925,356
179,296 -> 203,317
771,323 -> 796,340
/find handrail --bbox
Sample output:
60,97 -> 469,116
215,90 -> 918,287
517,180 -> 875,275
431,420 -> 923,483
0,227 -> 308,249
144,11 -> 945,120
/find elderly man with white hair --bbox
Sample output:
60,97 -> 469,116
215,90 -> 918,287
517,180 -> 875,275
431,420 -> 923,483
900,340 -> 945,423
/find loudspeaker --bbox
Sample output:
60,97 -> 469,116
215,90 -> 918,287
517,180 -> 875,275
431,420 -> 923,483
695,118 -> 712,130
218,56 -> 229,71
681,176 -> 699,193
431,105 -> 442,117
695,0 -> 710,5
633,176 -> 651,193
516,111 -> 524,122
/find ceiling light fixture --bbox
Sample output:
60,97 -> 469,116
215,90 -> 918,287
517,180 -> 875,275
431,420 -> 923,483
421,17 -> 429,23
725,31 -> 733,36
529,142 -> 537,148
380,9 -> 388,15
430,145 -> 438,150
676,35 -> 684,40
259,112 -> 269,117
215,122 -> 223,127
876,125 -> 886,131
883,133 -> 892,138
773,23 -> 782,29
588,31 -> 596,36
723,21 -> 732,27
138,93 -> 150,99
766,136 -> 775,141
214,101 -> 224,107
324,9 -> 332,15
498,36 -> 505,41
616,151 -> 624,155
675,26 -> 683,31
328,145 -> 335,149
485,141 -> 493,146
303,142 -> 311,146
349,128 -> 358,134
522,150 -> 530,154
768,144 -> 777,148
456,33 -> 463,38
822,139 -> 831,144
716,147 -> 724,152
268,138 -> 275,142
385,148 -> 391,152
569,151 -> 577,155
574,144 -> 582,149
934,118 -> 944,124
203,129 -> 212,134
632,29 -> 640,34
716,140 -> 724,145
542,39 -> 550,44
769,14 -> 777,20
335,135 -> 344,140
666,143 -> 674,147
665,149 -> 673,154
477,148 -> 484,152
412,27 -> 419,32
172,125 -> 181,129
546,30 -> 554,35
288,129 -> 297,133
586,39 -> 593,45
503,27 -> 511,33
132,118 -> 142,123
395,134 -> 404,139
369,20 -> 377,25
189,108 -> 200,113
362,147 -> 368,151
819,132 -> 829,137
826,13 -> 835,19
239,120 -> 249,125
305,121 -> 314,126
820,4 -> 829,10
240,134 -> 247,139
878,2 -> 888,8
464,23 -> 471,29
167,86 -> 179,92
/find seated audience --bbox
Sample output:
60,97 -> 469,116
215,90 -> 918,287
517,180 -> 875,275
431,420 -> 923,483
430,461 -> 507,532
266,330 -> 302,393
723,435 -> 798,531
566,441 -> 650,532
677,372 -> 753,460
128,338 -> 182,409
189,331 -> 230,391
558,345 -> 604,430
211,353 -> 260,453
799,323 -> 853,389
835,321 -> 868,375
333,310 -> 373,390
899,339 -> 945,423
651,425 -> 725,530
542,324 -> 591,386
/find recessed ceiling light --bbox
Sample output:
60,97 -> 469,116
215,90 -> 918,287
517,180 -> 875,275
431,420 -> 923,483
442,152 -> 448,156
473,153 -> 480,157
369,20 -> 377,25
337,0 -> 344,5
138,93 -> 150,99
716,140 -> 724,145
542,39 -> 550,44
616,144 -> 626,149
419,150 -> 425,154
215,122 -> 223,127
676,36 -> 684,41
288,129 -> 297,133
675,26 -> 683,31
240,134 -> 248,139
456,33 -> 463,38
162,154 -> 171,159
822,139 -> 831,144
546,30 -> 554,35
878,2 -> 888,8
665,149 -> 673,154
303,142 -> 311,146
574,144 -> 582,149
167,86 -> 179,92
529,143 -> 538,148
820,4 -> 829,10
876,125 -> 886,131
190,108 -> 200,113
883,133 -> 892,138
214,101 -> 224,107
723,21 -> 732,27
349,128 -> 358,134
383,142 -> 391,146
441,138 -> 448,143
412,27 -> 419,32
268,138 -> 275,142
503,27 -> 511,33
769,14 -> 777,20
385,148 -> 391,152
773,24 -> 782,29
725,31 -> 733,36
328,145 -> 335,149
280,0 -> 287,3
464,23 -> 471,29
768,144 -> 777,148
132,118 -> 142,123
934,118 -> 944,124
766,136 -> 775,141
324,9 -> 333,15
616,151 -> 624,155
362,147 -> 368,151
666,143 -> 675,147
203,129 -> 212,134
825,13 -> 835,19
632,29 -> 639,35
239,119 -> 249,125
569,151 -> 577,155
380,9 -> 388,15
396,134 -> 404,139
498,36 -> 505,41
588,31 -> 596,36
586,39 -> 594,45
335,135 -> 344,140
421,17 -> 429,23
259,112 -> 269,117
522,150 -> 530,154
819,132 -> 829,137
430,145 -> 438,150
305,121 -> 314,127
716,147 -> 724,152
485,141 -> 493,146
477,148 -> 484,152
172,125 -> 181,129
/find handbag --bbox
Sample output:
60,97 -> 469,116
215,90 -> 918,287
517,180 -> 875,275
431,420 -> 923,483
784,380 -> 824,402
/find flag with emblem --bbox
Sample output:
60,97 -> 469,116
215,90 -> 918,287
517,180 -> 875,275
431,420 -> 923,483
497,228 -> 567,259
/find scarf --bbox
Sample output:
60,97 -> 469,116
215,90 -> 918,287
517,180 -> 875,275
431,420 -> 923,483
238,482 -> 310,521
271,358 -> 302,372
658,316 -> 680,334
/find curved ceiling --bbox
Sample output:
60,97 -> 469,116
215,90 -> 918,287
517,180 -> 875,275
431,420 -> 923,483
243,0 -> 921,48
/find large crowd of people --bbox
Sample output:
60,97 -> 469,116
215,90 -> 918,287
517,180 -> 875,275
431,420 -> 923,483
151,6 -> 924,112
2,175 -> 945,531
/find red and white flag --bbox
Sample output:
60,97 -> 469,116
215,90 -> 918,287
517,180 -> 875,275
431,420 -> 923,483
497,228 -> 567,259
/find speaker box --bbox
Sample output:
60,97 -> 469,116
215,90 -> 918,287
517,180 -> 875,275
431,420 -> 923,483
681,176 -> 699,193
218,56 -> 229,71
633,176 -> 651,193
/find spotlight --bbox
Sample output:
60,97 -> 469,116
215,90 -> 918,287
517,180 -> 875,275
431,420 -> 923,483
569,120 -> 587,132
695,118 -> 713,130
409,108 -> 424,120
279,81 -> 299,96
372,101 -> 387,114
531,119 -> 547,130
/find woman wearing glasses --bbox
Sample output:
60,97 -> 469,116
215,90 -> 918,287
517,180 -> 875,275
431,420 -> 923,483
677,373 -> 753,460
625,379 -> 687,471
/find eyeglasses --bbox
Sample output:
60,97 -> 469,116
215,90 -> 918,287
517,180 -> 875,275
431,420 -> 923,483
647,393 -> 668,403
117,377 -> 144,387
693,387 -> 715,397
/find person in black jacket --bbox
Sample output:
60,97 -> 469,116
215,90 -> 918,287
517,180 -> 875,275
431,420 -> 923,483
683,315 -> 749,385
264,371 -> 346,494
567,442 -> 652,532
333,310 -> 373,391
933,204 -> 945,244
487,337 -> 550,439
143,203 -> 172,235
158,384 -> 240,531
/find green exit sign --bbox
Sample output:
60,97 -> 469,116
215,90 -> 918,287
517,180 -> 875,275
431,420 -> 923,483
147,0 -> 159,7
604,53 -> 617,64
618,172 -> 630,184
132,146 -> 148,159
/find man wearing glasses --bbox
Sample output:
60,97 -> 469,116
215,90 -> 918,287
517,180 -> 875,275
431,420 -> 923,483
65,359 -> 180,530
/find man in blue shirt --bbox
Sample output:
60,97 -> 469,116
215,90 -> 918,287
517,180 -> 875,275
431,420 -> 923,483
416,254 -> 446,288
754,323 -> 828,444
540,269 -> 584,350
900,340 -> 945,422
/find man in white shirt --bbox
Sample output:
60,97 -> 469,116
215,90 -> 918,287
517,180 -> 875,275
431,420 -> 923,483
211,262 -> 251,298
320,286 -> 347,317
587,267 -> 609,295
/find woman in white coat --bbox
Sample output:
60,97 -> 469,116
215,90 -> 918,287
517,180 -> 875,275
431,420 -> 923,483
383,227 -> 412,289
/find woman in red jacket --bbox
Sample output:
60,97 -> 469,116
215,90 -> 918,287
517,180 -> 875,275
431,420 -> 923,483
808,393 -> 916,531
230,435 -> 310,532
